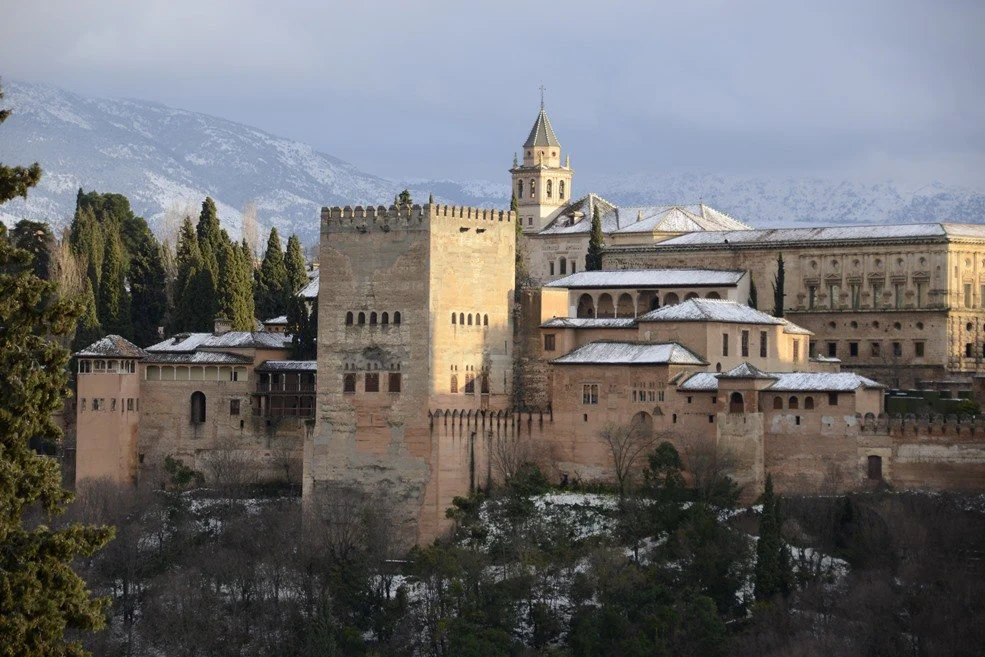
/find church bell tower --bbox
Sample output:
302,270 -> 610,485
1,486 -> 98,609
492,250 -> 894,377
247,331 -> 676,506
510,93 -> 573,233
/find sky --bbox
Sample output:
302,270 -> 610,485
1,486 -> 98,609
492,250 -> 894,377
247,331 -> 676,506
2,0 -> 984,188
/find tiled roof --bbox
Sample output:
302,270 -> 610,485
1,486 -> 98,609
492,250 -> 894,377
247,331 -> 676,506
256,360 -> 317,372
76,335 -> 147,359
538,200 -> 748,236
523,107 -> 561,148
643,224 -> 985,250
552,341 -> 705,366
678,371 -> 885,392
541,317 -> 637,329
145,331 -> 292,353
547,269 -> 745,289
143,351 -> 253,365
299,277 -> 319,300
780,319 -> 814,335
718,362 -> 774,379
638,299 -> 784,325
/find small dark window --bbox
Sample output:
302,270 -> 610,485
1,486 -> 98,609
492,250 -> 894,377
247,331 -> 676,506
370,312 -> 377,325
229,399 -> 240,415
467,314 -> 473,325
965,343 -> 973,357
483,314 -> 489,326
464,373 -> 475,395
773,396 -> 783,410
381,312 -> 389,325
127,398 -> 134,412
345,312 -> 353,325
804,396 -> 815,410
827,342 -> 837,358
394,312 -> 401,324
452,313 -> 457,325
915,341 -> 925,357
365,373 -> 379,392
190,391 -> 206,424
795,416 -> 801,425
343,373 -> 356,393
357,312 -> 366,325
828,392 -> 838,406
549,262 -> 555,276
459,313 -> 464,325
867,455 -> 882,480
544,334 -> 556,351
389,372 -> 401,393
672,413 -> 678,424
741,331 -> 749,357
760,331 -> 768,358
849,342 -> 859,357
450,375 -> 458,393
893,342 -> 902,357
788,396 -> 799,410
560,259 -> 567,275
871,342 -> 881,357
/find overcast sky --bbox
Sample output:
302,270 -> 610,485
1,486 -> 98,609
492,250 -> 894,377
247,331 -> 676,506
2,1 -> 983,188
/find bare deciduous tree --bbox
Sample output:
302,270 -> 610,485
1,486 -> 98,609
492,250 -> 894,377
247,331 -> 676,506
241,201 -> 260,262
489,432 -> 535,484
601,418 -> 658,497
202,440 -> 260,495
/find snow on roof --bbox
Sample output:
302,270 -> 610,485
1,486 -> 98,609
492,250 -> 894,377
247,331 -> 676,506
718,362 -> 774,379
541,317 -> 637,329
76,335 -> 147,359
780,319 -> 814,335
143,351 -> 254,365
264,316 -> 288,325
145,331 -> 292,353
644,224 -> 985,250
552,341 -> 705,366
299,277 -> 319,300
538,199 -> 748,236
638,299 -> 784,325
547,269 -> 745,289
678,370 -> 885,392
256,360 -> 317,372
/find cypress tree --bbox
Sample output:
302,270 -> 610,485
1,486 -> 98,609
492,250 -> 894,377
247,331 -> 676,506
69,205 -> 103,290
216,237 -> 255,330
285,234 -> 308,299
128,226 -> 169,346
0,78 -> 114,656
748,275 -> 758,309
72,278 -> 102,353
586,205 -> 604,271
255,228 -> 288,320
11,219 -> 54,280
753,474 -> 793,601
97,234 -> 132,337
196,197 -> 222,263
772,253 -> 785,318
287,294 -> 317,359
171,217 -> 202,332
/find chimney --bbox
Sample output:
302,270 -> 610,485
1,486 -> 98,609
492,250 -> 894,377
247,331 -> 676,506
213,317 -> 232,335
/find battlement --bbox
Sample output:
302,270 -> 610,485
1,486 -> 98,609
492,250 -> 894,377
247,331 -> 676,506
321,203 -> 515,232
858,412 -> 985,438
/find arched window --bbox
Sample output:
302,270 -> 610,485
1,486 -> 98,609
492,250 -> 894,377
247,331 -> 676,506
467,314 -> 473,325
480,373 -> 490,394
597,293 -> 615,318
370,312 -> 378,325
663,292 -> 680,306
529,179 -> 535,198
190,391 -> 206,424
630,411 -> 653,436
788,396 -> 799,410
450,375 -> 458,393
381,312 -> 389,325
546,180 -> 552,199
684,292 -> 699,301
483,314 -> 488,326
559,180 -> 565,200
345,312 -> 353,325
394,311 -> 401,325
804,396 -> 815,410
576,293 -> 595,318
617,293 -> 634,317
452,313 -> 457,325
459,313 -> 465,325
357,312 -> 366,325
773,396 -> 783,410
517,180 -> 523,199
706,291 -> 721,299
729,392 -> 744,413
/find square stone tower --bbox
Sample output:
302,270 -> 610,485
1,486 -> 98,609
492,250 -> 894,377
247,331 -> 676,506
308,202 -> 516,543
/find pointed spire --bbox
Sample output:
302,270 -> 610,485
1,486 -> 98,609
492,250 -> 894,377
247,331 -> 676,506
524,106 -> 561,148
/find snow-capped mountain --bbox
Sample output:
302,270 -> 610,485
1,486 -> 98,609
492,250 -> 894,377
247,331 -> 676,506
1,79 -> 982,242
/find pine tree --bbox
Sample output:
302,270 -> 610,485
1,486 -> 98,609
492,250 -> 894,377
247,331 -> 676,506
0,79 -> 114,656
753,474 -> 793,601
586,205 -> 604,271
284,234 -> 308,299
772,253 -> 785,318
255,228 -> 288,320
97,233 -> 132,337
11,219 -> 54,280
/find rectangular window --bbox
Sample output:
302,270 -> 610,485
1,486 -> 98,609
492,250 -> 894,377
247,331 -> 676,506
582,384 -> 599,405
559,259 -> 567,275
892,342 -> 902,357
808,286 -> 817,309
827,342 -> 837,358
464,373 -> 475,394
741,330 -> 749,357
571,261 -> 576,273
915,341 -> 925,357
916,281 -> 925,307
872,283 -> 883,308
760,331 -> 768,358
343,373 -> 357,393
809,340 -> 817,358
127,398 -> 135,412
389,372 -> 401,393
965,343 -> 973,358
829,284 -> 839,310
851,283 -> 861,309
549,261 -> 554,276
229,399 -> 240,415
544,334 -> 556,351
849,342 -> 859,357
828,392 -> 838,406
894,283 -> 904,309
793,340 -> 800,362
965,283 -> 973,308
365,373 -> 380,392
92,398 -> 102,411
871,342 -> 881,357
722,333 -> 729,357
658,390 -> 665,402
111,398 -> 117,411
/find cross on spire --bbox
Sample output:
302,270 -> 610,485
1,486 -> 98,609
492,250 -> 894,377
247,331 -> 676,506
539,84 -> 546,109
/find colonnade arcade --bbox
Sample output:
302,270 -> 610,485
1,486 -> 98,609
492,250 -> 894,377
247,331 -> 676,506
571,288 -> 723,319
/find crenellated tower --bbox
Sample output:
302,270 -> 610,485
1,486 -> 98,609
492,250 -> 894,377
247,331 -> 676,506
510,98 -> 573,233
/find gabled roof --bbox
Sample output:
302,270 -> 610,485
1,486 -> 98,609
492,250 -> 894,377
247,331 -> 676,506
678,371 -> 885,392
538,200 -> 748,236
638,299 -> 785,325
552,341 -> 705,366
299,277 -> 319,300
145,331 -> 292,353
547,269 -> 745,289
718,362 -> 775,379
541,317 -> 637,329
76,335 -> 147,359
264,316 -> 288,325
523,107 -> 561,148
644,224 -> 985,250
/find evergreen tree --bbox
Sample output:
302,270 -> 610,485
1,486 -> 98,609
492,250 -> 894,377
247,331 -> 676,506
0,79 -> 114,656
97,234 -> 132,337
72,278 -> 102,353
127,224 -> 169,346
427,192 -> 434,205
216,236 -> 255,330
753,474 -> 793,601
585,205 -> 604,271
255,228 -> 288,320
11,219 -> 54,280
772,253 -> 785,318
171,217 -> 205,332
195,196 -> 222,270
748,274 -> 758,309
287,295 -> 317,359
68,205 -> 103,290
284,234 -> 308,298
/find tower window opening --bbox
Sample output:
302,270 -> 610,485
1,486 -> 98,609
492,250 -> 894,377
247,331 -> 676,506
517,180 -> 523,198
394,311 -> 401,324
357,312 -> 365,325
381,312 -> 389,325
370,312 -> 377,325
546,180 -> 552,199
483,314 -> 488,326
345,312 -> 353,325
190,391 -> 206,424
452,313 -> 457,325
459,312 -> 465,325
559,180 -> 565,200
467,314 -> 473,325
529,179 -> 535,198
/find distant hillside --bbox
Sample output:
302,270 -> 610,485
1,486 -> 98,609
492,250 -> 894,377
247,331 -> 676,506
1,79 -> 982,242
